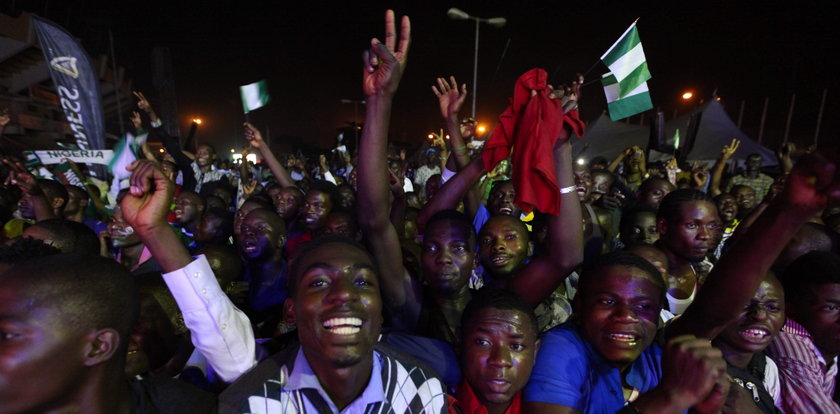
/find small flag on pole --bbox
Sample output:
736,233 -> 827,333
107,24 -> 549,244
602,72 -> 652,121
601,21 -> 651,99
240,80 -> 270,113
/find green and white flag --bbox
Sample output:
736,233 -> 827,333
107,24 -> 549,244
601,22 -> 651,99
240,80 -> 270,113
602,72 -> 652,121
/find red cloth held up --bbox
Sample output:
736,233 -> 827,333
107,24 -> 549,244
482,68 -> 585,215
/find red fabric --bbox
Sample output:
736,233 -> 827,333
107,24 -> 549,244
482,68 -> 585,215
448,380 -> 522,414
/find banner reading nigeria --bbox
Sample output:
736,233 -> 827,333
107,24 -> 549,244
32,16 -> 107,178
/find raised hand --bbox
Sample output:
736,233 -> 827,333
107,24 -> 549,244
362,10 -> 410,98
121,160 -> 174,235
691,162 -> 709,188
432,76 -> 467,120
720,138 -> 740,160
3,160 -> 40,195
780,152 -> 840,215
133,91 -> 158,123
243,122 -> 264,149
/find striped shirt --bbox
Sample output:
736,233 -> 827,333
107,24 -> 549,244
766,319 -> 840,413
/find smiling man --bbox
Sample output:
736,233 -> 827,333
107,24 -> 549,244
523,252 -> 727,413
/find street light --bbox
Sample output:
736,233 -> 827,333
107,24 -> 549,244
446,8 -> 506,119
193,118 -> 202,125
681,92 -> 693,100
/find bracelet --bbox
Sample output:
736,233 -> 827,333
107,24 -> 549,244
559,185 -> 576,194
452,145 -> 467,152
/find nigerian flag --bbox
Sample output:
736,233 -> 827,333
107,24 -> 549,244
601,22 -> 651,99
602,72 -> 652,121
240,80 -> 270,113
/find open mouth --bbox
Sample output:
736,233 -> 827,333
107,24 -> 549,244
490,254 -> 510,267
323,317 -> 363,335
241,239 -> 258,254
739,328 -> 770,341
498,207 -> 513,215
608,333 -> 640,346
304,216 -> 319,224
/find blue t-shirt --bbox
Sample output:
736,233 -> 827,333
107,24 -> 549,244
524,322 -> 663,413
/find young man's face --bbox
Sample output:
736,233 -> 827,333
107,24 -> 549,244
195,145 -> 216,168
174,193 -> 202,225
421,219 -> 476,296
573,166 -> 592,202
590,171 -> 615,202
0,280 -> 88,412
575,265 -> 662,371
17,194 -> 34,219
108,207 -> 141,248
273,188 -> 303,220
478,216 -> 530,279
234,201 -> 263,238
462,307 -> 538,411
716,277 -> 784,357
488,181 -> 520,217
658,201 -> 721,262
286,242 -> 383,369
302,190 -> 332,231
789,283 -> 840,360
715,194 -> 738,223
622,211 -> 659,247
238,210 -> 284,260
638,180 -> 674,208
734,186 -> 757,212
318,211 -> 358,240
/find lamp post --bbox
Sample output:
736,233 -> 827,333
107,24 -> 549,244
446,8 -> 506,119
340,98 -> 366,152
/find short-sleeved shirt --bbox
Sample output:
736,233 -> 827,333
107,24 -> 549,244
524,322 -> 663,413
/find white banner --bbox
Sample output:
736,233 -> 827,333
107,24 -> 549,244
27,149 -> 114,165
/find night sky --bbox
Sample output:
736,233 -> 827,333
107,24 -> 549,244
7,1 -> 839,156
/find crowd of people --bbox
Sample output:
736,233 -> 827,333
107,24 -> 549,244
1,9 -> 839,414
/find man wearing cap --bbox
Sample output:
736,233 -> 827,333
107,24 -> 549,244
725,153 -> 774,201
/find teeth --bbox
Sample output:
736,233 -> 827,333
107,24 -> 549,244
500,208 -> 512,214
609,333 -> 637,343
323,317 -> 362,328
491,256 -> 507,265
331,326 -> 361,335
741,328 -> 768,338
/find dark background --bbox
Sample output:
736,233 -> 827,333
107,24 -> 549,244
5,1 -> 838,156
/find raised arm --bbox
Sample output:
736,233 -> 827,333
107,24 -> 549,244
508,137 -> 583,305
668,152 -> 840,340
507,79 -> 584,306
4,161 -> 56,221
356,10 -> 420,331
432,76 -> 471,170
709,138 -> 739,197
121,160 -> 256,382
243,123 -> 295,188
415,156 -> 484,233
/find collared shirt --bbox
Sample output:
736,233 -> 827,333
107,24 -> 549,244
269,348 -> 385,413
725,173 -> 774,201
523,322 -> 663,413
766,319 -> 840,413
191,161 -> 229,193
226,345 -> 447,414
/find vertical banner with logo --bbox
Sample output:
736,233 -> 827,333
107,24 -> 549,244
32,16 -> 107,178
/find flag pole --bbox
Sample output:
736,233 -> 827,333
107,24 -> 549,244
757,97 -> 768,144
813,88 -> 827,148
783,93 -> 795,145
